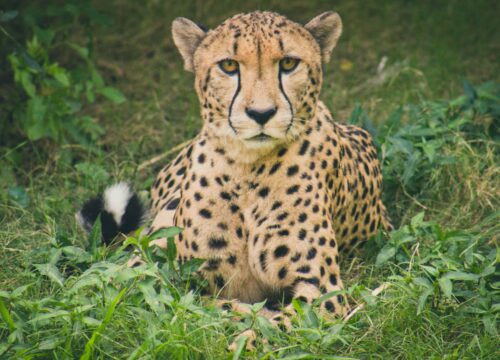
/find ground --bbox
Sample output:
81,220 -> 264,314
0,0 -> 498,358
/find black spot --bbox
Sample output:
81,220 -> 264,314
271,201 -> 282,211
278,229 -> 289,237
294,277 -> 320,286
259,251 -> 268,270
258,187 -> 270,198
199,209 -> 212,218
230,204 -> 240,213
176,166 -> 186,175
200,177 -> 209,187
220,191 -> 231,201
269,162 -> 282,175
297,265 -> 310,273
286,185 -> 300,194
274,245 -> 290,258
298,229 -> 307,240
287,165 -> 299,177
215,275 -> 225,288
205,258 -> 221,271
306,248 -> 317,260
299,140 -> 310,155
278,267 -> 287,279
277,212 -> 289,221
209,237 -> 227,249
298,213 -> 307,222
166,198 -> 180,210
325,300 -> 335,312
217,222 -> 228,230
329,274 -> 338,286
291,253 -> 301,262
277,148 -> 288,157
222,252 -> 234,265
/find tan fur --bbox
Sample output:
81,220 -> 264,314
148,11 -> 392,324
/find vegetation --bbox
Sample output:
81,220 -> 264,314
1,0 -> 498,358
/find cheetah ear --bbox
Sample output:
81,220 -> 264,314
172,17 -> 208,72
305,12 -> 342,63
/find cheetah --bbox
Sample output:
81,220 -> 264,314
79,10 -> 392,330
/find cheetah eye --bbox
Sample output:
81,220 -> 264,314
279,57 -> 300,73
218,59 -> 239,75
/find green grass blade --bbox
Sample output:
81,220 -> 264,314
80,287 -> 127,360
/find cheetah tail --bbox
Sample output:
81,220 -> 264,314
76,182 -> 145,245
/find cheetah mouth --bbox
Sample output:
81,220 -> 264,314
246,133 -> 274,142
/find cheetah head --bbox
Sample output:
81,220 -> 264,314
172,11 -> 342,153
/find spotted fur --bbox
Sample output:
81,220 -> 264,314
149,11 -> 391,323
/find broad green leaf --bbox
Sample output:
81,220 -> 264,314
34,264 -> 64,287
25,96 -> 48,140
250,300 -> 267,313
376,245 -> 396,266
420,265 -> 439,277
68,42 -> 89,60
166,236 -> 177,263
98,87 -> 126,104
0,299 -> 15,332
149,226 -> 183,240
417,288 -> 433,315
181,258 -> 205,275
20,71 -> 36,97
82,317 -> 101,327
231,334 -> 248,360
62,246 -> 92,263
53,70 -> 70,87
482,315 -> 498,337
442,271 -> 479,282
38,336 -> 63,350
438,277 -> 453,298
413,277 -> 432,289
70,274 -> 102,293
29,310 -> 70,323
88,216 -> 102,256
410,212 -> 426,228
138,281 -> 164,313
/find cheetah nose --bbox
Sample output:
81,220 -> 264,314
245,107 -> 277,126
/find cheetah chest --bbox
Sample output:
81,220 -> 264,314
172,139 -> 340,303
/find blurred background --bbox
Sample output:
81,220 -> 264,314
1,0 -> 498,154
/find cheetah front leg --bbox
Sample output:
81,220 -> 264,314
268,243 -> 347,329
249,219 -> 348,330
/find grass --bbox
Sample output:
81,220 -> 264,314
0,0 -> 499,358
